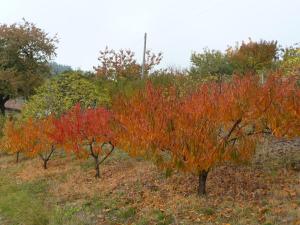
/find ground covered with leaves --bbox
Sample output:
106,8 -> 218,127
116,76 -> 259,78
0,138 -> 299,225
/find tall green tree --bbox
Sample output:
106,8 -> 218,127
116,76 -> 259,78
226,39 -> 278,75
0,20 -> 58,115
190,48 -> 233,81
279,43 -> 300,76
22,71 -> 109,119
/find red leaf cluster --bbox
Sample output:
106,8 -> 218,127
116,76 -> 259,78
54,103 -> 114,157
114,75 -> 300,175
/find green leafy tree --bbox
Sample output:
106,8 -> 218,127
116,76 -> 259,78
22,71 -> 109,118
279,43 -> 300,76
227,39 -> 278,75
190,48 -> 233,81
0,19 -> 58,115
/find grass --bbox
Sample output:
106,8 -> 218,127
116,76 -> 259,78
0,168 -> 50,225
0,143 -> 299,225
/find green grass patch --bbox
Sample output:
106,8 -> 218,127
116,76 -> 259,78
0,173 -> 51,225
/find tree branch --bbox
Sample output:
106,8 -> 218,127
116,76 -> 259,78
227,129 -> 272,144
223,118 -> 242,143
38,153 -> 46,161
46,145 -> 55,161
89,142 -> 97,158
98,142 -> 115,165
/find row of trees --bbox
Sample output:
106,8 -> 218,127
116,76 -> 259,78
0,20 -> 163,116
1,104 -> 115,175
190,39 -> 300,81
1,20 -> 300,196
1,73 -> 300,195
1,20 -> 299,116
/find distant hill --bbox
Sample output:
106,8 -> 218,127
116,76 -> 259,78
49,62 -> 73,75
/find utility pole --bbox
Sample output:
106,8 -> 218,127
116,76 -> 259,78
261,72 -> 265,84
141,32 -> 147,78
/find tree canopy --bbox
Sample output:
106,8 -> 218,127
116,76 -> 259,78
227,39 -> 278,74
279,43 -> 300,76
54,104 -> 115,177
114,74 -> 300,195
94,47 -> 162,80
0,20 -> 58,114
22,71 -> 109,118
190,48 -> 233,80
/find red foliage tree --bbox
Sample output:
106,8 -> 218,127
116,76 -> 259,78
55,104 -> 115,178
114,74 -> 300,195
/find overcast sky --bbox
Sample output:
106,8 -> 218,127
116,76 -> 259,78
1,0 -> 299,70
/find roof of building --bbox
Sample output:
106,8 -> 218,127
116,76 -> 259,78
4,99 -> 24,111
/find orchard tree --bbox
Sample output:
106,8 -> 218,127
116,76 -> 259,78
0,20 -> 58,115
261,75 -> 300,137
1,118 -> 27,163
114,75 -> 300,195
55,104 -> 115,178
226,39 -> 278,75
114,81 -> 252,195
94,46 -> 162,80
22,71 -> 109,118
113,84 -> 179,164
23,116 -> 60,169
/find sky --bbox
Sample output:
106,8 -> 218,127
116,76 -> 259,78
1,0 -> 299,71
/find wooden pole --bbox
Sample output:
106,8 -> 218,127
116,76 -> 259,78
141,32 -> 147,78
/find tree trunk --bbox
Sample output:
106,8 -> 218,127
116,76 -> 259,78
198,170 -> 209,195
89,142 -> 100,178
0,103 -> 5,115
0,95 -> 9,116
16,152 -> 20,163
43,159 -> 48,169
94,156 -> 100,178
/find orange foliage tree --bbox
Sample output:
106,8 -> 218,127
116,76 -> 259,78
261,75 -> 300,137
1,116 -> 61,168
54,104 -> 115,178
114,74 -> 300,195
1,118 -> 27,163
22,116 -> 61,169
